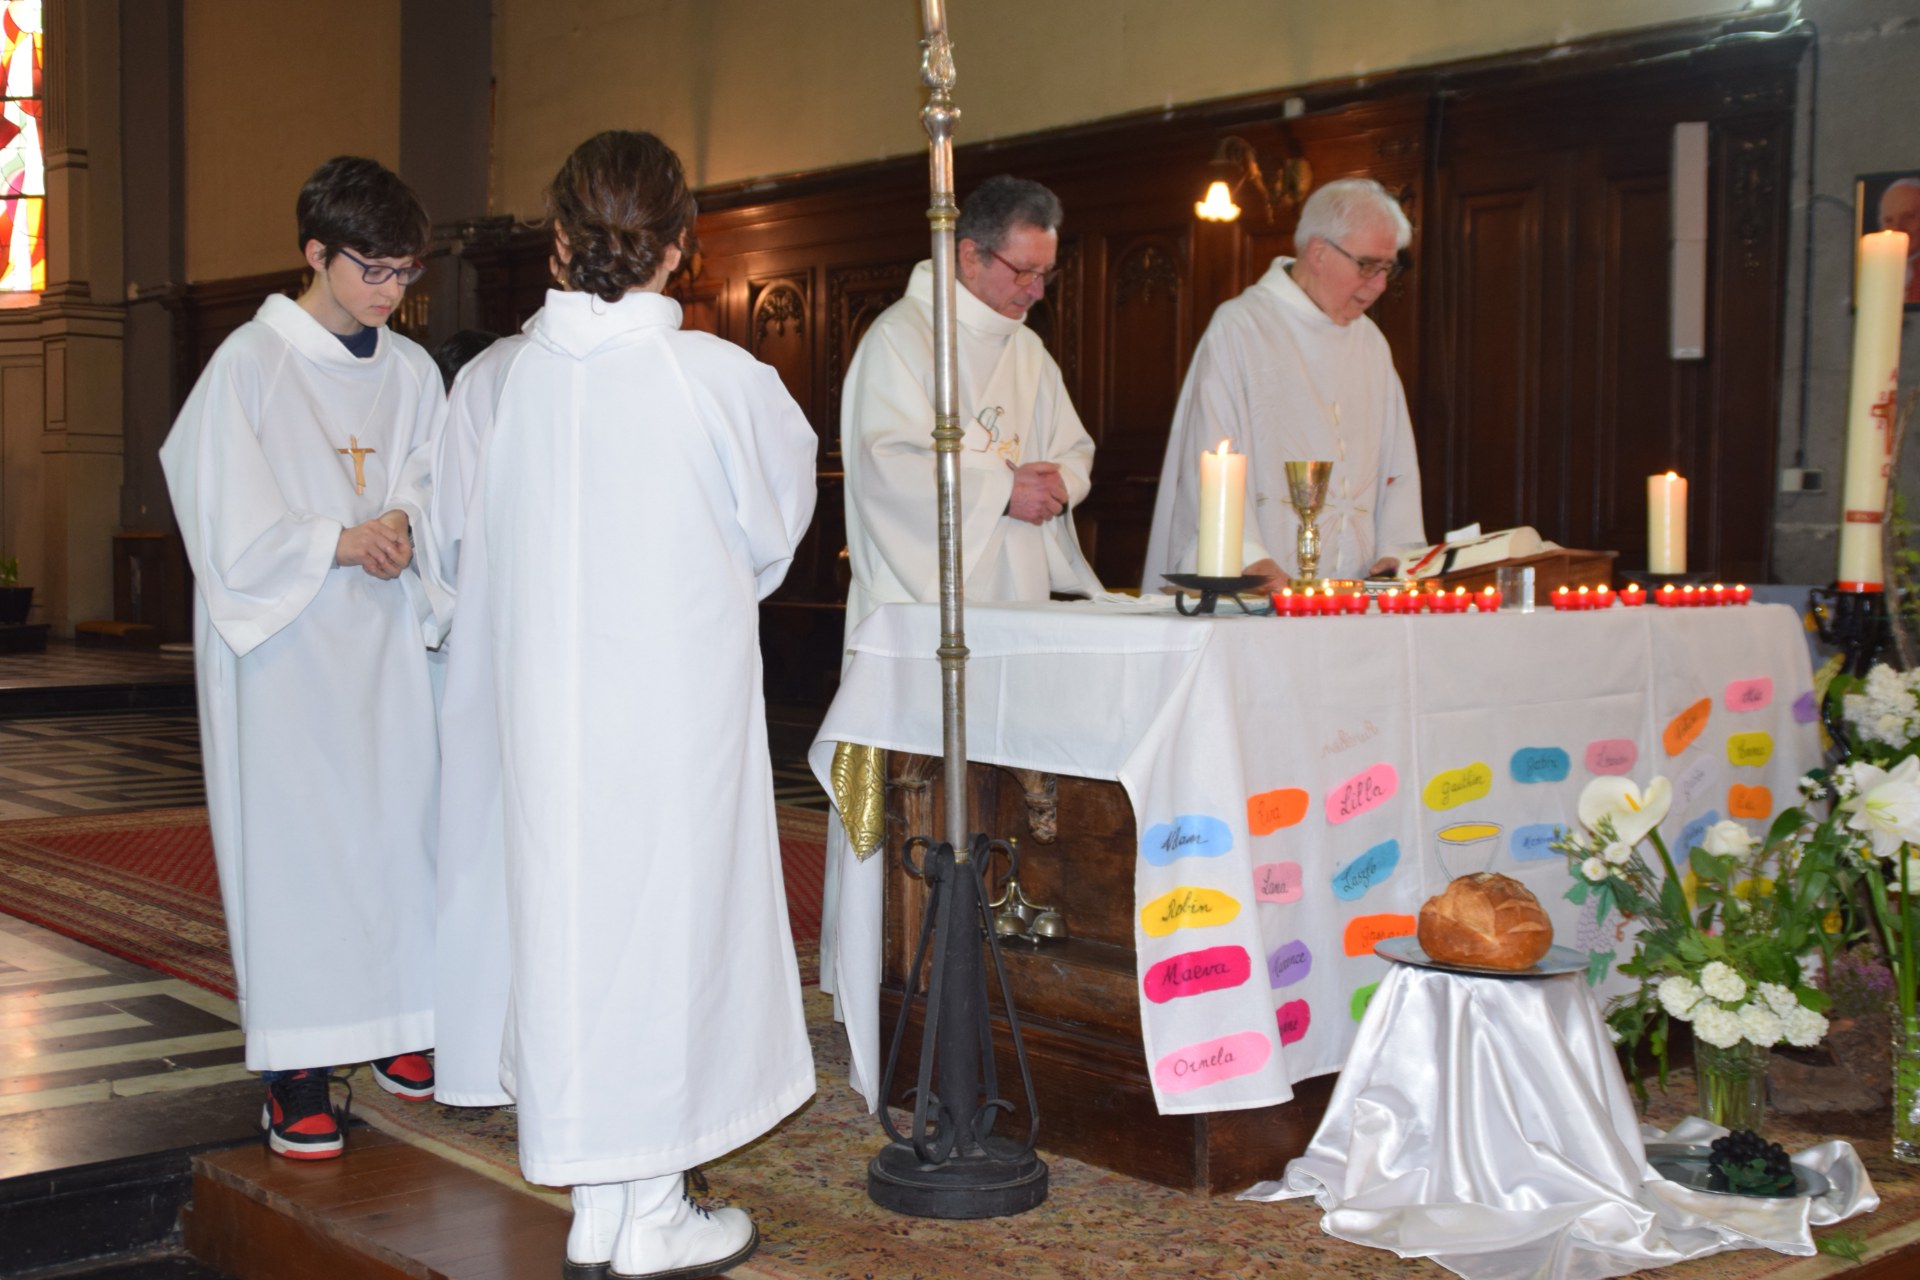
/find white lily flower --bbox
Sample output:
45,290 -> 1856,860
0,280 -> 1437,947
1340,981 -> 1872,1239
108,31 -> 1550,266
1841,756 -> 1920,861
1577,776 -> 1672,848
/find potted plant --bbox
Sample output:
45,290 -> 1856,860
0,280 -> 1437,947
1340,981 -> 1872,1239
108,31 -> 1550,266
0,556 -> 29,625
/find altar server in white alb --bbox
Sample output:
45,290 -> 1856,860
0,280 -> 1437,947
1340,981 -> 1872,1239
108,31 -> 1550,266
159,157 -> 443,1161
1142,177 -> 1426,588
840,172 -> 1102,638
446,131 -> 816,1280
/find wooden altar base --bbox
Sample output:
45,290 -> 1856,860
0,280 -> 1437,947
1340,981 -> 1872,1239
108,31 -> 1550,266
878,753 -> 1334,1195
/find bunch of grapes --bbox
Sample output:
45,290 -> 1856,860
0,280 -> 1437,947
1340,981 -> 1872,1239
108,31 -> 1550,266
1707,1129 -> 1796,1196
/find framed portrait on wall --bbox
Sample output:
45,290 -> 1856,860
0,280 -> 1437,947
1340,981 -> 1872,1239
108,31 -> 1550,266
1856,170 -> 1920,310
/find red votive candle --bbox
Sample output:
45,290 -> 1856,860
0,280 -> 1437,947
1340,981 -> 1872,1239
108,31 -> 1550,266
1594,584 -> 1613,608
1732,583 -> 1751,605
1620,583 -> 1646,607
1656,584 -> 1677,607
1274,588 -> 1297,616
1681,584 -> 1698,607
1575,586 -> 1592,610
1553,586 -> 1571,611
1348,591 -> 1369,615
1478,586 -> 1501,612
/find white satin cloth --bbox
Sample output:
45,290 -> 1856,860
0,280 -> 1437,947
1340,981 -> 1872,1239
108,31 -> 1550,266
1241,964 -> 1878,1279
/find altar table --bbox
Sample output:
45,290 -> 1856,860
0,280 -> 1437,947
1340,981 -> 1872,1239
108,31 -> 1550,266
809,601 -> 1820,1185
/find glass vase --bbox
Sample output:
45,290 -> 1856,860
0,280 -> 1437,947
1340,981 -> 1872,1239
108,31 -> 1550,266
1694,1039 -> 1769,1133
1896,1014 -> 1920,1165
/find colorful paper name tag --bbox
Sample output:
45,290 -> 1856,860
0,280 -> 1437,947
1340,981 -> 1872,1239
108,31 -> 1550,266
1247,787 -> 1310,836
1143,945 -> 1251,1003
1330,839 -> 1400,901
1510,823 -> 1567,862
1726,731 -> 1773,768
1423,762 -> 1492,810
1154,1031 -> 1271,1093
1253,861 -> 1304,904
1140,815 -> 1233,867
1728,784 -> 1773,819
1510,747 -> 1571,784
1276,999 -> 1311,1046
1141,887 -> 1241,938
1664,698 -> 1712,756
1327,764 -> 1397,824
1267,939 -> 1313,989
1342,913 -> 1415,957
1725,677 -> 1774,712
1585,738 -> 1638,775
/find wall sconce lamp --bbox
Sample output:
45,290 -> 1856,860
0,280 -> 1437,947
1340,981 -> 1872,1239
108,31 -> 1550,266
1194,135 -> 1313,223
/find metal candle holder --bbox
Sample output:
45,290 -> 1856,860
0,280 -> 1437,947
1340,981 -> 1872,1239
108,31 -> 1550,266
1286,460 -> 1334,583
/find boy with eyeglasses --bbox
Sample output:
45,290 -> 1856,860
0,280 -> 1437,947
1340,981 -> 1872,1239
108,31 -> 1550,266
161,156 -> 444,1159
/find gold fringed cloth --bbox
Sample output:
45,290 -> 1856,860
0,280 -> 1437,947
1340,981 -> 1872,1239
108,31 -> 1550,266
830,741 -> 886,861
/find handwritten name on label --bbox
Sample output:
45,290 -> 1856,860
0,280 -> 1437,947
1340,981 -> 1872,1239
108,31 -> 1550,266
1678,810 -> 1723,859
1343,913 -> 1417,957
1676,759 -> 1712,811
1510,746 -> 1571,784
1139,814 -> 1233,867
1331,839 -> 1401,901
1423,762 -> 1493,811
1153,1031 -> 1271,1093
1793,691 -> 1818,725
1586,738 -> 1639,776
1254,861 -> 1304,904
1350,982 -> 1380,1021
1247,788 -> 1310,836
1143,945 -> 1251,1004
1728,784 -> 1774,820
1511,823 -> 1569,862
1141,887 -> 1241,938
1276,999 -> 1311,1046
1664,698 -> 1712,756
1267,939 -> 1314,989
1727,731 -> 1774,768
1327,763 -> 1398,825
1725,677 -> 1774,712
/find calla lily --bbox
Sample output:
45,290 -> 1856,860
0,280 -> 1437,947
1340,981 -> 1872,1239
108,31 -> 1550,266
1841,755 -> 1920,861
1577,775 -> 1672,848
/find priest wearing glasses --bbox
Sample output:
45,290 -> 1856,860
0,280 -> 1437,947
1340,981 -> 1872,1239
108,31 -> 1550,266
840,174 -> 1102,645
1142,177 -> 1426,589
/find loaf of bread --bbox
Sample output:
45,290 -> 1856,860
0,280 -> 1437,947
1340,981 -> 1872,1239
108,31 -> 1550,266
1417,872 -> 1554,970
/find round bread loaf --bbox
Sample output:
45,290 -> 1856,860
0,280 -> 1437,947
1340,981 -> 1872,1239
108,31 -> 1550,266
1416,872 -> 1554,970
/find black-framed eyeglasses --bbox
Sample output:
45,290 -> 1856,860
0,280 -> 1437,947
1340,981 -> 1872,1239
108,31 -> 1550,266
984,246 -> 1061,288
1322,238 -> 1403,282
334,246 -> 427,287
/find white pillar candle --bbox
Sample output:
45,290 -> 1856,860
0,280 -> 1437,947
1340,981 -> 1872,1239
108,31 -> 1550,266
1647,472 -> 1687,575
1837,229 -> 1909,591
1196,438 -> 1246,577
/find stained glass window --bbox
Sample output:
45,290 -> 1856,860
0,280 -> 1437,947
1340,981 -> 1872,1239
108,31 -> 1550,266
0,0 -> 43,293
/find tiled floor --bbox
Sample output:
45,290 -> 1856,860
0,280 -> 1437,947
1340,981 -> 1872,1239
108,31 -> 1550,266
0,711 -> 205,818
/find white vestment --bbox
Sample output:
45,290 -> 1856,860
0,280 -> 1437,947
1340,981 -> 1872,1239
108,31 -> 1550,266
1141,258 -> 1425,585
840,259 -> 1101,638
159,294 -> 441,1071
453,289 -> 817,1186
826,259 -> 1103,1107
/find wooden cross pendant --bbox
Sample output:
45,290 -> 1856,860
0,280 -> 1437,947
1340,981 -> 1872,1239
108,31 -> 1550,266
337,436 -> 376,495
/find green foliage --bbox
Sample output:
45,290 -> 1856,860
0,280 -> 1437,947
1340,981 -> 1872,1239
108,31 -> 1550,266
1815,1227 -> 1868,1263
0,556 -> 16,587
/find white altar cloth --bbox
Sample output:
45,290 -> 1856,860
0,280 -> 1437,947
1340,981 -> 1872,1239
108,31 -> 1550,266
810,601 -> 1820,1115
1239,963 -> 1877,1280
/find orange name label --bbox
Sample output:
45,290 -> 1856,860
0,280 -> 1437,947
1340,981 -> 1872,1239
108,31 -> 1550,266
1342,913 -> 1416,957
1663,698 -> 1712,756
1728,784 -> 1773,819
1247,788 -> 1310,836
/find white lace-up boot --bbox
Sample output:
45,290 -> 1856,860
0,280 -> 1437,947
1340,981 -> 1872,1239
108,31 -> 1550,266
608,1171 -> 758,1280
563,1182 -> 625,1279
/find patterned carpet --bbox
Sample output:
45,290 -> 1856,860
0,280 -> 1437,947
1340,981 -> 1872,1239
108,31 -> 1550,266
353,989 -> 1920,1280
0,806 -> 827,1003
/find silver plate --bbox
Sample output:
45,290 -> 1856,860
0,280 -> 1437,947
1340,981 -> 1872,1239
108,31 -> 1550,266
1648,1150 -> 1830,1199
1374,935 -> 1590,978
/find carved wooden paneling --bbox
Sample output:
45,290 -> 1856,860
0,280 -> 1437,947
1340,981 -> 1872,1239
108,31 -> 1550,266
825,262 -> 914,450
748,274 -> 812,409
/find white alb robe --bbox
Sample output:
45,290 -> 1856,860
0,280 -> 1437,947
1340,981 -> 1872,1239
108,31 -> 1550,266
1141,258 -> 1425,586
159,294 -> 441,1071
455,289 -> 817,1186
840,259 -> 1102,638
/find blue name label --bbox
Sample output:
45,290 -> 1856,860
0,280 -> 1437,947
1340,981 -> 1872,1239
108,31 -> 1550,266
1140,814 -> 1233,866
1509,746 -> 1571,784
1330,839 -> 1400,901
1510,823 -> 1568,862
1678,810 -> 1723,857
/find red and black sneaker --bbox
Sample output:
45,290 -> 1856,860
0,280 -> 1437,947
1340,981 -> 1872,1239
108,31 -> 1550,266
261,1070 -> 347,1160
370,1051 -> 434,1100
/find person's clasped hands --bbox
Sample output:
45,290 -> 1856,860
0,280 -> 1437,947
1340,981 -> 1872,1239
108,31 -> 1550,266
1007,459 -> 1069,524
336,510 -> 413,579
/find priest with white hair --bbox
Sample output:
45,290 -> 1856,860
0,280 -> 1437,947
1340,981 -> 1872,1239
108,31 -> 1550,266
1141,177 -> 1427,588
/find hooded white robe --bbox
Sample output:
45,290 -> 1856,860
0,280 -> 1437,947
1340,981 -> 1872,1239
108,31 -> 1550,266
159,293 -> 441,1071
840,259 -> 1101,638
459,289 -> 817,1186
1141,258 -> 1425,586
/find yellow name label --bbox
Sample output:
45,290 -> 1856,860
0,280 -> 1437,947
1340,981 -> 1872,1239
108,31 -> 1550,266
1726,732 -> 1773,768
1423,762 -> 1492,810
1141,887 -> 1241,938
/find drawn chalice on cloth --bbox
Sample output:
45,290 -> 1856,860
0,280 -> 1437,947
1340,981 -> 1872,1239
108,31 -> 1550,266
1435,821 -> 1504,880
1284,461 -> 1334,583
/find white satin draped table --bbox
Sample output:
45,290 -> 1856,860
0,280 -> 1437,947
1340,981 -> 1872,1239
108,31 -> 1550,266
1238,962 -> 1878,1279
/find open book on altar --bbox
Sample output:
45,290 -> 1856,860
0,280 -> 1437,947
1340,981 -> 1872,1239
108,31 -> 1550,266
1383,525 -> 1558,580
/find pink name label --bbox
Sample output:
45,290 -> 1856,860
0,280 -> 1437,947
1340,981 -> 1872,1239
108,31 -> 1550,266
1277,999 -> 1311,1046
1327,763 -> 1398,825
1253,860 -> 1304,904
1143,946 -> 1252,1004
1725,677 -> 1774,712
1153,1031 -> 1272,1093
1585,738 -> 1638,775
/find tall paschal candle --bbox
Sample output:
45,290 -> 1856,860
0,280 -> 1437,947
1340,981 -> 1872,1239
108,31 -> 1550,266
1837,230 -> 1909,592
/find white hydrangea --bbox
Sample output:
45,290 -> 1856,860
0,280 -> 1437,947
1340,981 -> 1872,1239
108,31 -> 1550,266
1693,1003 -> 1745,1048
1581,856 -> 1610,882
1843,664 -> 1920,748
1701,820 -> 1755,857
1737,1001 -> 1785,1047
1699,961 -> 1748,1003
1757,982 -> 1799,1017
1658,976 -> 1704,1018
1602,840 -> 1633,866
1781,1004 -> 1830,1048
